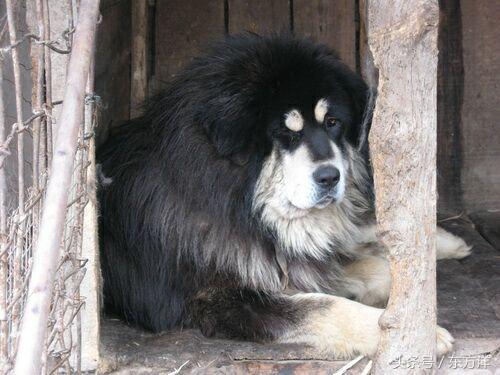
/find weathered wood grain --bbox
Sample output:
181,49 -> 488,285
153,0 -> 225,91
367,1 -> 440,372
293,0 -> 356,71
227,0 -> 290,35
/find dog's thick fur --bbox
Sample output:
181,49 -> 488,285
98,34 -> 470,358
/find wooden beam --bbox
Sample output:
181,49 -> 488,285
366,1 -> 440,372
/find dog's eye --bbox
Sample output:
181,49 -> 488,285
325,116 -> 339,128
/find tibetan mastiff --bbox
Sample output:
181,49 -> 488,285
97,34 -> 471,358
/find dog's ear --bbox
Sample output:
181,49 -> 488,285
350,84 -> 376,160
335,65 -> 374,158
211,129 -> 255,166
200,104 -> 260,166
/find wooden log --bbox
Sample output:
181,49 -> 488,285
293,0 -> 356,71
5,0 -> 26,353
80,48 -> 100,373
0,47 -> 8,373
366,1 -> 440,372
227,0 -> 290,35
42,0 -> 53,162
26,0 -> 45,190
46,0 -> 73,158
13,0 -> 101,373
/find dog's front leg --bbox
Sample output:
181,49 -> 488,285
280,293 -> 454,359
279,293 -> 383,357
193,289 -> 454,359
357,224 -> 472,260
341,226 -> 472,307
436,226 -> 472,260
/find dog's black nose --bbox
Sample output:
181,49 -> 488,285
313,166 -> 340,189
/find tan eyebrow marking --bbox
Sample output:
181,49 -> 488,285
284,109 -> 304,132
314,98 -> 329,123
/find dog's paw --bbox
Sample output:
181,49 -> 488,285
437,228 -> 472,260
439,239 -> 472,260
450,242 -> 472,260
436,325 -> 454,357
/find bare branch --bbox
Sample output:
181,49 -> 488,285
13,1 -> 101,373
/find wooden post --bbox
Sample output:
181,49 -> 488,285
0,46 -> 8,374
366,1 -> 440,373
5,0 -> 26,353
80,45 -> 100,373
46,0 -> 73,157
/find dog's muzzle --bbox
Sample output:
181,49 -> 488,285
313,165 -> 341,207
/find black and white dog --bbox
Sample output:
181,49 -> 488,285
97,34 -> 471,358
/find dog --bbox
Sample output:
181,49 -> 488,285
97,34 -> 471,358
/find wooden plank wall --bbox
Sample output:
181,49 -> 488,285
294,0 -> 356,71
95,0 -> 500,214
460,0 -> 500,213
95,0 -> 132,141
437,0 -> 500,214
151,0 -> 358,91
437,0 -> 464,213
227,0 -> 290,34
152,1 -> 225,92
98,0 -> 358,127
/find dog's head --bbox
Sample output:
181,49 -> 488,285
193,35 -> 369,219
266,97 -> 353,215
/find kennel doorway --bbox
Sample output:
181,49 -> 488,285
95,1 -> 500,372
0,0 -> 499,373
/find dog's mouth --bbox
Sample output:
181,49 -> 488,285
276,185 -> 344,219
283,194 -> 336,218
314,195 -> 336,209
